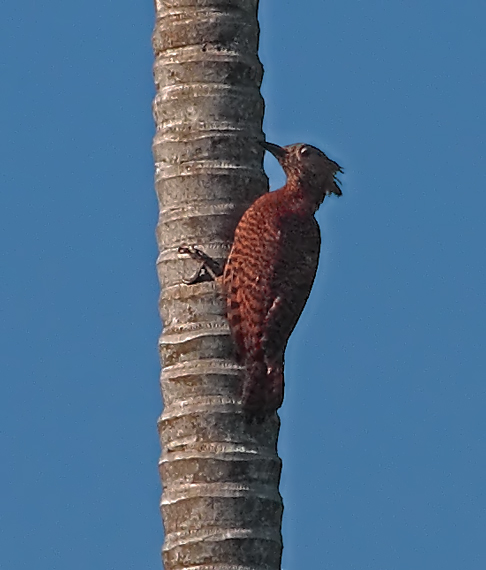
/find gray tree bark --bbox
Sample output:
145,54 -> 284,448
152,1 -> 283,569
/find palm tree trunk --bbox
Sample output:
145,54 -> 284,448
152,1 -> 283,569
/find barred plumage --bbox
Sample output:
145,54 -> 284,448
223,141 -> 342,419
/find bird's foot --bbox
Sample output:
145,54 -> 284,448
178,246 -> 223,284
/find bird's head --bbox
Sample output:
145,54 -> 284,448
262,141 -> 343,206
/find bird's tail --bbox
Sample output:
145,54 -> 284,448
241,358 -> 284,421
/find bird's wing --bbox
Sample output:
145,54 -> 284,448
224,201 -> 321,367
223,199 -> 280,362
261,215 -> 321,363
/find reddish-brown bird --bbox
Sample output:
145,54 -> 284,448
223,141 -> 342,419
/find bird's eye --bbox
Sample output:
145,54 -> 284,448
299,146 -> 310,156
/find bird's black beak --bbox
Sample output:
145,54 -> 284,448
260,141 -> 286,160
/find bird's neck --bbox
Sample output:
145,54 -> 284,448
280,177 -> 322,215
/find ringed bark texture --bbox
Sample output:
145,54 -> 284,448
152,1 -> 283,569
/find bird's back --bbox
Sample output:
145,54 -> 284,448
223,189 -> 321,417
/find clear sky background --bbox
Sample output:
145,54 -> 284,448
1,1 -> 485,569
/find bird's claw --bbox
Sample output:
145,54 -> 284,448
178,245 -> 222,284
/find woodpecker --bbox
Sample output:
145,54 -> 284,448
223,141 -> 342,420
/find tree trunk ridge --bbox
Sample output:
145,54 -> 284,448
152,1 -> 283,568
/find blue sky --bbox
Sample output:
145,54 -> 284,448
2,1 -> 485,569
